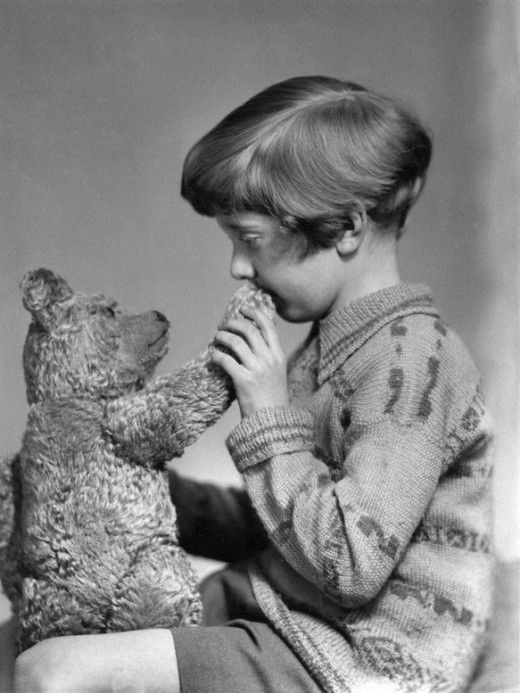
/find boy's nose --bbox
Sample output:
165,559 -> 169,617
230,252 -> 255,281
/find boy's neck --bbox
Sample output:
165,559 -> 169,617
337,235 -> 401,308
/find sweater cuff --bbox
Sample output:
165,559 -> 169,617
226,405 -> 315,472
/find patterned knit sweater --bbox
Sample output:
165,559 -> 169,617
176,283 -> 494,692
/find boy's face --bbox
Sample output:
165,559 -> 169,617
216,212 -> 349,323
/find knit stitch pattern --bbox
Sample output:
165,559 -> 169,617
226,283 -> 493,692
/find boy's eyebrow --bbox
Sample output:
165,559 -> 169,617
226,222 -> 263,232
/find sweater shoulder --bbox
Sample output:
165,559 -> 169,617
332,313 -> 485,436
345,312 -> 480,384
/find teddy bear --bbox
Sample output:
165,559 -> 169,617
0,268 -> 273,653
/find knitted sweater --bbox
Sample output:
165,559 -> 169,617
175,283 -> 494,693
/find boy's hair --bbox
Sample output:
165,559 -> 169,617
181,76 -> 432,250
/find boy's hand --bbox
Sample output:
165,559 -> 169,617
211,306 -> 289,418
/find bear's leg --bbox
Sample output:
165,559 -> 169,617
16,576 -> 112,653
106,539 -> 202,631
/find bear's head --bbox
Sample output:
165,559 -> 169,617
21,269 -> 170,404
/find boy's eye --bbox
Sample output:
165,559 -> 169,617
240,235 -> 262,248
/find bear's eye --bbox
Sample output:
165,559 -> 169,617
87,305 -> 115,318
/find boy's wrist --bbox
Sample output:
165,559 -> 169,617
238,392 -> 289,418
226,404 -> 315,472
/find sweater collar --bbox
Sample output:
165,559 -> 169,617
317,283 -> 439,384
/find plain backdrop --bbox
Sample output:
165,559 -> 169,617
0,0 -> 518,589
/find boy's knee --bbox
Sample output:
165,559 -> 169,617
13,645 -> 54,693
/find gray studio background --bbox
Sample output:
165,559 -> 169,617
0,0 -> 518,584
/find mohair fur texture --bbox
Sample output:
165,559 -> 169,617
0,268 -> 273,653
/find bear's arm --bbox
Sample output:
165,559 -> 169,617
103,284 -> 274,469
103,358 -> 233,468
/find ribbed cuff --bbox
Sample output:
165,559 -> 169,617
226,405 -> 315,472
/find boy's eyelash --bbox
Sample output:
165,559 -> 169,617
240,235 -> 262,246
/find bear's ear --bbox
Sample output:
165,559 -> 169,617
20,268 -> 73,327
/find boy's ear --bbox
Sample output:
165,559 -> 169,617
395,176 -> 424,211
411,176 -> 423,199
394,176 -> 425,237
335,212 -> 365,256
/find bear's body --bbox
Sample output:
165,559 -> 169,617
0,269 -> 273,652
17,397 -> 200,650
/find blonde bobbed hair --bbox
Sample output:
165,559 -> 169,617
181,76 -> 432,250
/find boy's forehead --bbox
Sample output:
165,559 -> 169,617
216,211 -> 307,258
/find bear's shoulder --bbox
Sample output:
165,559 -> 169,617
24,397 -> 105,454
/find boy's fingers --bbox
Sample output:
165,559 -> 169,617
219,317 -> 267,354
210,346 -> 245,379
239,306 -> 281,352
213,330 -> 256,367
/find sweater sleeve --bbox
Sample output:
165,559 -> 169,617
168,470 -> 268,562
226,334 -> 453,608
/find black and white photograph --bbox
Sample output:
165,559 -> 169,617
0,1 -> 518,691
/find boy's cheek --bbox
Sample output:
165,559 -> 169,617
271,225 -> 307,259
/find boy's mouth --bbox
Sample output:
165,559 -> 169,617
254,283 -> 276,301
265,289 -> 280,308
260,288 -> 282,313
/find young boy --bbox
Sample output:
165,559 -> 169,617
14,76 -> 493,692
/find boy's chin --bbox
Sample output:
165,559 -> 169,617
277,303 -> 317,324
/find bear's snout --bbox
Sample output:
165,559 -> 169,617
118,310 -> 170,366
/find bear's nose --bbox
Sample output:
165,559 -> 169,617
153,311 -> 168,323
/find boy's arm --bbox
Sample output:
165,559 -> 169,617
103,359 -> 233,468
226,340 -> 491,607
228,406 -> 442,605
169,470 -> 268,561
